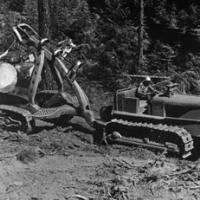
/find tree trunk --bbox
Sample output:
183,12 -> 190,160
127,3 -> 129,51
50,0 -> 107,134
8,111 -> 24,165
47,0 -> 57,39
37,0 -> 54,90
37,0 -> 50,38
138,0 -> 144,73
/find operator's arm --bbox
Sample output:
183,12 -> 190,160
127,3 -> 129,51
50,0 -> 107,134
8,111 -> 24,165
148,85 -> 159,94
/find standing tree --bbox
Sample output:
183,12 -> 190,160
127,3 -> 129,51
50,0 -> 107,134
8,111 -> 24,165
37,0 -> 50,38
47,0 -> 57,39
138,0 -> 144,73
37,0 -> 54,90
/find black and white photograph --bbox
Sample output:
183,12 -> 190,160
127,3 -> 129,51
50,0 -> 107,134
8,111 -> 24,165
0,0 -> 200,199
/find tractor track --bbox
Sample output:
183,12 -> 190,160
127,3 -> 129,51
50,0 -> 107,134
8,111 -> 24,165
0,104 -> 33,132
104,118 -> 194,158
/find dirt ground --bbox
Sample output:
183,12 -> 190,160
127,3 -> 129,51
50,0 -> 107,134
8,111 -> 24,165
0,116 -> 199,200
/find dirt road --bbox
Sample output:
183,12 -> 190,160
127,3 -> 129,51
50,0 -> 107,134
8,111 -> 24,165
0,118 -> 200,200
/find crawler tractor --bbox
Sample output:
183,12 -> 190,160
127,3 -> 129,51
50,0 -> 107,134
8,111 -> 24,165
96,83 -> 200,159
0,24 -> 94,133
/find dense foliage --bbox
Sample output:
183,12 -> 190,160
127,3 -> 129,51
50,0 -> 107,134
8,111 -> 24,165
1,0 -> 200,92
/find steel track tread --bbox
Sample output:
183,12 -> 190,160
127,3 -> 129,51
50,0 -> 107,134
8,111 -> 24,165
0,105 -> 33,132
105,118 -> 194,158
31,105 -> 76,118
32,107 -> 62,117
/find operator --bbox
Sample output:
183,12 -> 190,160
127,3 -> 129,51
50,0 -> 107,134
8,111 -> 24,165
136,76 -> 158,100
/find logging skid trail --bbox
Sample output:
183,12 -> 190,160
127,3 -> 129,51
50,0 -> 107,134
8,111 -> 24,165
0,83 -> 200,200
0,117 -> 200,200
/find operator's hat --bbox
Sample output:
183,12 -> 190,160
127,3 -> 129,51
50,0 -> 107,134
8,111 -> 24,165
145,76 -> 151,82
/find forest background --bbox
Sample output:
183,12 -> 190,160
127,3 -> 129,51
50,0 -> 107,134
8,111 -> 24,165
1,0 -> 200,93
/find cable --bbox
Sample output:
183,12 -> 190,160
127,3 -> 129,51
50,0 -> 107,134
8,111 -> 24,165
0,37 -> 16,60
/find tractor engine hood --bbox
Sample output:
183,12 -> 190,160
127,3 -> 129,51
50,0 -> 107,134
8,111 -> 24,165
152,94 -> 200,108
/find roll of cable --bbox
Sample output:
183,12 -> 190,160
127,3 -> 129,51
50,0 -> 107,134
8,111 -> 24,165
0,62 -> 17,93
